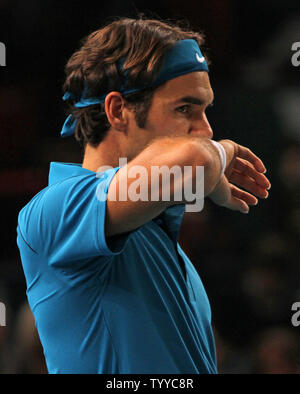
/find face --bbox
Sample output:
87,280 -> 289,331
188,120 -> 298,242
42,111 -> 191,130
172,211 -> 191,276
125,71 -> 214,159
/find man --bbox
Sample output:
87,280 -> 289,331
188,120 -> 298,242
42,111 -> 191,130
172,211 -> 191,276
17,17 -> 270,374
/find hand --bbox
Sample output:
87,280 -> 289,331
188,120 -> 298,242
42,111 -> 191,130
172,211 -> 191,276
209,140 -> 271,213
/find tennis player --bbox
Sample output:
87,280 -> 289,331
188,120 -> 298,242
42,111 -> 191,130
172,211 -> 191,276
16,17 -> 271,374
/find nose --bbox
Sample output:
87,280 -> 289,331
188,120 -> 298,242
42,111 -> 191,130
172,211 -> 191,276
189,112 -> 213,139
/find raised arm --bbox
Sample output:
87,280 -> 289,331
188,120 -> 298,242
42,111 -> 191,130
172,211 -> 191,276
105,136 -> 270,236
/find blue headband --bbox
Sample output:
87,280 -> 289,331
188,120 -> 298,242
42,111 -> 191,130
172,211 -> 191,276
61,39 -> 209,137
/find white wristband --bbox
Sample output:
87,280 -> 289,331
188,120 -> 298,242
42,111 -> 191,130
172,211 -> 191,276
210,140 -> 227,177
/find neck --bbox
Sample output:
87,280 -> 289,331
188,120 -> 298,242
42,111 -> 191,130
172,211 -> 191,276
82,128 -> 127,172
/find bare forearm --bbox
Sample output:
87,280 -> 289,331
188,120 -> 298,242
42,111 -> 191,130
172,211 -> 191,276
105,135 -> 225,236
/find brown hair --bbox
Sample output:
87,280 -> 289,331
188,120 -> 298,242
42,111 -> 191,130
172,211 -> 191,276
63,16 -> 206,148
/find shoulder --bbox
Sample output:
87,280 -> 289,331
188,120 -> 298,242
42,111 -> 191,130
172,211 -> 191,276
17,166 -> 122,257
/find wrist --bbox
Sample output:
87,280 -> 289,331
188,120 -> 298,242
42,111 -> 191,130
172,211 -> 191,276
218,139 -> 236,168
210,140 -> 227,178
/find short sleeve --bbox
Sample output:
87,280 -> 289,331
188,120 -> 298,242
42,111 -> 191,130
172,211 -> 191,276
18,167 -> 132,268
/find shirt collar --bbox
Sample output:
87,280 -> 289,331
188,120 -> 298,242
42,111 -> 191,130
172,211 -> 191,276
48,162 -> 96,185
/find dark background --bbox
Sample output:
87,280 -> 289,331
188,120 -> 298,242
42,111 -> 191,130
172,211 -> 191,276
1,0 -> 300,373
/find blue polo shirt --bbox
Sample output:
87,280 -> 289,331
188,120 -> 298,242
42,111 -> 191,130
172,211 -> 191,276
16,162 -> 217,374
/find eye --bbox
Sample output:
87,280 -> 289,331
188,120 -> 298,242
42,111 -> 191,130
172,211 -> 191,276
176,105 -> 191,115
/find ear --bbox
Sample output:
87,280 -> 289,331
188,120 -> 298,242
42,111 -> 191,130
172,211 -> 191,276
104,91 -> 129,131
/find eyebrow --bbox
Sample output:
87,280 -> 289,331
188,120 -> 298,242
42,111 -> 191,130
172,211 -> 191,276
174,95 -> 214,107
